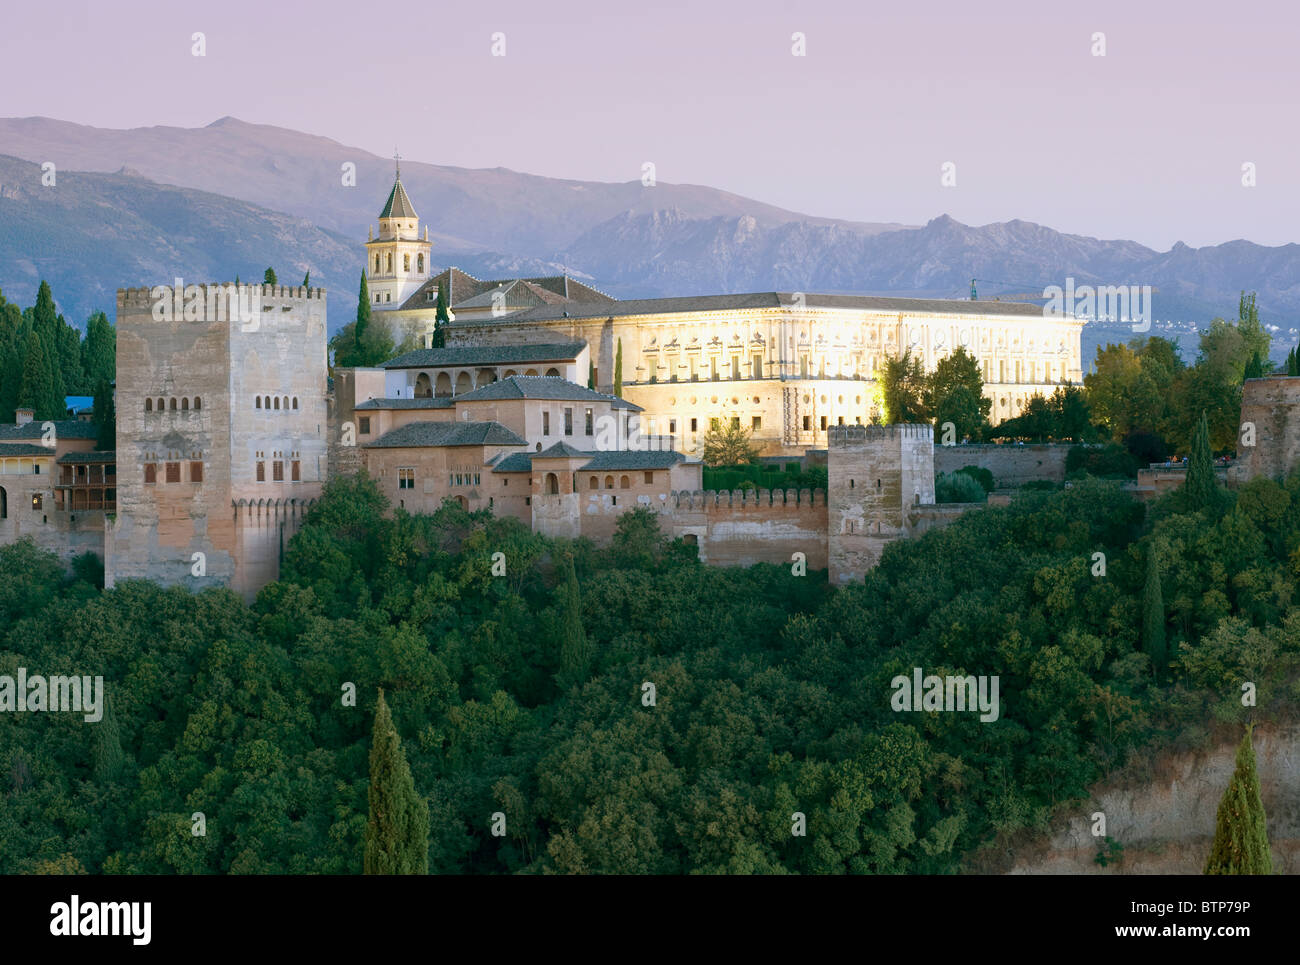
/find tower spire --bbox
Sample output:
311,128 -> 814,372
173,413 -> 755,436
394,149 -> 401,181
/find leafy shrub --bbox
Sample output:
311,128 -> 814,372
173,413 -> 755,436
956,465 -> 995,493
1067,443 -> 1138,479
935,471 -> 987,503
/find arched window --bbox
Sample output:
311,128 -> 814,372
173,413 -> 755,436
145,398 -> 152,412
620,475 -> 630,489
524,369 -> 539,377
282,396 -> 289,410
589,476 -> 598,490
417,254 -> 424,273
386,253 -> 393,272
414,373 -> 432,398
256,397 -> 261,409
157,397 -> 165,411
194,397 -> 201,410
274,397 -> 280,410
169,398 -> 177,410
291,397 -> 297,409
374,255 -> 380,273
545,367 -> 560,377
545,472 -> 559,495
454,372 -> 472,395
403,254 -> 410,272
264,396 -> 271,409
605,475 -> 614,489
181,397 -> 189,410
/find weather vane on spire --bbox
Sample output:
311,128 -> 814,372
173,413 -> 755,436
394,149 -> 401,180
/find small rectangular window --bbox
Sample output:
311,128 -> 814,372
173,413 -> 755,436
820,416 -> 828,431
564,408 -> 573,435
31,493 -> 43,511
690,418 -> 698,433
190,461 -> 203,483
399,467 -> 414,490
291,460 -> 300,482
256,461 -> 265,482
359,416 -> 371,434
752,416 -> 762,431
543,411 -> 550,435
644,471 -> 653,484
273,461 -> 284,481
165,462 -> 181,483
802,415 -> 811,431
585,408 -> 594,435
144,464 -> 157,484
669,418 -> 677,434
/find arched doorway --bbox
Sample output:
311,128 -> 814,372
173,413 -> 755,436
545,472 -> 559,494
455,371 -> 472,395
414,373 -> 432,398
435,372 -> 453,397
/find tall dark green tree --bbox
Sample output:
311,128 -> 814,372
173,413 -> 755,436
92,379 -> 115,451
263,267 -> 278,286
556,555 -> 592,689
302,271 -> 310,288
1287,347 -> 1298,376
93,695 -> 125,782
364,688 -> 429,874
356,271 -> 371,347
81,311 -> 115,392
925,346 -> 991,440
1243,351 -> 1264,381
1141,543 -> 1166,678
1204,727 -> 1273,875
432,280 -> 449,348
881,350 -> 929,424
614,339 -> 623,397
587,360 -> 595,390
1184,410 -> 1218,510
19,333 -> 64,420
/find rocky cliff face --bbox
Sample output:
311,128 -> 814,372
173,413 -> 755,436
1004,725 -> 1299,874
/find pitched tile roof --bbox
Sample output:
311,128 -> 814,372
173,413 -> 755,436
503,292 -> 1059,324
534,441 -> 589,459
383,341 -> 587,369
453,375 -> 641,410
0,420 -> 98,441
379,178 -> 418,219
491,452 -> 534,473
397,268 -> 616,312
364,421 -> 526,449
57,450 -> 116,463
578,450 -> 689,471
353,397 -> 455,410
0,443 -> 57,457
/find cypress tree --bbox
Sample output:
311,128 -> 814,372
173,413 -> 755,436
556,555 -> 591,688
356,271 -> 371,350
1141,543 -> 1166,678
263,267 -> 277,286
19,333 -> 63,420
364,688 -> 429,874
614,338 -> 623,398
31,280 -> 57,340
302,271 -> 310,288
588,360 -> 595,390
1243,351 -> 1264,381
92,379 -> 115,451
93,695 -> 125,782
432,280 -> 449,348
1184,410 -> 1218,511
1205,726 -> 1273,875
1289,347 -> 1299,376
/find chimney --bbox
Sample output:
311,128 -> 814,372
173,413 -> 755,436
15,407 -> 34,426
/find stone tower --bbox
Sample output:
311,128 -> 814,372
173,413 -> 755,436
827,424 -> 935,584
365,160 -> 433,309
106,283 -> 329,600
1240,375 -> 1300,482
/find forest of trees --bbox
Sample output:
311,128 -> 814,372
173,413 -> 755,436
2,451 -> 1295,873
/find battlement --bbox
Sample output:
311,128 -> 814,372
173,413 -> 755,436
828,423 -> 933,446
116,284 -> 327,310
669,488 -> 826,509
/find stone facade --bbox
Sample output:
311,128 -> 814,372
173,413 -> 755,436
105,284 -> 328,600
934,442 -> 1072,487
1240,374 -> 1300,482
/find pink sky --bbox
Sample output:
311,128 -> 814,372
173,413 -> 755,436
1,0 -> 1296,249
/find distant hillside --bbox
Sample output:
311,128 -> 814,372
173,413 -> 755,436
2,116 -> 1299,364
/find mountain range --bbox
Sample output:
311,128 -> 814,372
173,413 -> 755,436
1,115 -> 1298,364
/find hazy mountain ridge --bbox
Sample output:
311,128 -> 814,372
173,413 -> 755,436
2,116 -> 1299,362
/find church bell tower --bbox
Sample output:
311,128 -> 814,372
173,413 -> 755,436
365,154 -> 433,310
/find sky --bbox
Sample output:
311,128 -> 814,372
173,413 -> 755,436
2,0 -> 1297,250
